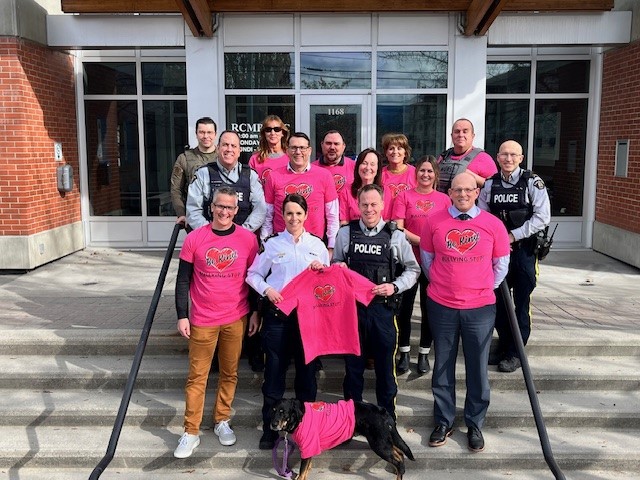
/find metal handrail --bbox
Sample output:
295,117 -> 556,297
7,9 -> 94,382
499,281 -> 566,480
89,223 -> 182,480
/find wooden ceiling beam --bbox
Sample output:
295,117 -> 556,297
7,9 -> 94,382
175,0 -> 213,37
61,0 -> 615,14
476,0 -> 508,36
465,0 -> 493,36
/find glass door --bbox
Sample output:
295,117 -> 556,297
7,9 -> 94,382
300,95 -> 371,160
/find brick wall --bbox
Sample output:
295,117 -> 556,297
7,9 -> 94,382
597,39 -> 640,234
0,37 -> 80,236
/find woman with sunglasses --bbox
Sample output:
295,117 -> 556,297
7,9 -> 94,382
249,115 -> 290,185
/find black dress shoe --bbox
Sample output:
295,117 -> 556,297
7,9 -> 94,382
396,352 -> 410,375
417,353 -> 430,374
467,426 -> 485,452
498,356 -> 521,373
488,350 -> 504,366
259,429 -> 278,450
428,425 -> 453,447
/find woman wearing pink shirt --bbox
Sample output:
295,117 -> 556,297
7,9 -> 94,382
339,148 -> 384,225
392,156 -> 451,375
381,133 -> 416,216
248,115 -> 290,185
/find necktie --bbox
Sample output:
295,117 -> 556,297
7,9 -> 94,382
458,213 -> 471,220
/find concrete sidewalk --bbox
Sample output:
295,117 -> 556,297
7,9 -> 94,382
0,247 -> 639,332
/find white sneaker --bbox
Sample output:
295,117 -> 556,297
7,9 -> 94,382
214,420 -> 237,446
174,432 -> 200,458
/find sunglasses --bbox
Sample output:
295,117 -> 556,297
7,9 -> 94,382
263,127 -> 283,133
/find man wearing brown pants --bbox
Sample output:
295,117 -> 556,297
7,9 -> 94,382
174,186 -> 259,458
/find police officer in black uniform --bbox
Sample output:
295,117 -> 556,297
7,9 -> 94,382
186,130 -> 266,233
332,184 -> 420,419
478,140 -> 551,372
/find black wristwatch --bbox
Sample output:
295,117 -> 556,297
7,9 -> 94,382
392,284 -> 399,294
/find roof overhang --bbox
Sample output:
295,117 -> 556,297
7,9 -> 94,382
60,1 -> 615,38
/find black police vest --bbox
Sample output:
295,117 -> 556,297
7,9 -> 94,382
203,163 -> 252,225
347,221 -> 393,285
488,171 -> 533,230
437,147 -> 483,193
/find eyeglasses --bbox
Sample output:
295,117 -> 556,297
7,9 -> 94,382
213,204 -> 237,212
450,187 -> 478,194
288,146 -> 309,152
497,153 -> 523,159
263,127 -> 283,133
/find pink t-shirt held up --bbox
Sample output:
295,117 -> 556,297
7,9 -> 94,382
277,265 -> 376,364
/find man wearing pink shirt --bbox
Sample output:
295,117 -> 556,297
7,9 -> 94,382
420,172 -> 510,453
437,118 -> 498,192
174,186 -> 259,458
261,132 -> 340,250
314,130 -> 355,198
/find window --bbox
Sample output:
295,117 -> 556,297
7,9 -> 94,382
300,52 -> 371,89
486,56 -> 590,216
83,60 -> 187,218
376,94 -> 447,161
224,53 -> 294,89
377,51 -> 447,89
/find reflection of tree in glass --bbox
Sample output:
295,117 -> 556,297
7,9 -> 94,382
224,53 -> 294,89
377,51 -> 447,88
301,77 -> 352,89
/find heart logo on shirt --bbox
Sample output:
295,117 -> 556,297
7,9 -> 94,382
314,284 -> 336,302
260,168 -> 272,184
416,200 -> 435,212
388,183 -> 410,198
333,174 -> 346,192
285,183 -> 313,198
205,247 -> 238,271
445,229 -> 479,255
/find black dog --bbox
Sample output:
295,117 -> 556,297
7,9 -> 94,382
270,398 -> 414,480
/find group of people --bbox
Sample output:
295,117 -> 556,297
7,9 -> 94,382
170,115 -> 551,459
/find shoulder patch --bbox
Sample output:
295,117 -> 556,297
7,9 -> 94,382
263,233 -> 279,243
533,178 -> 546,190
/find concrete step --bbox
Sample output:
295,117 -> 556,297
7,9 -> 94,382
2,388 -> 639,430
9,468 -> 639,480
1,354 -> 639,391
1,425 -> 639,471
3,328 -> 640,356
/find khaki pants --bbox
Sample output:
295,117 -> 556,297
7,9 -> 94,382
183,317 -> 246,434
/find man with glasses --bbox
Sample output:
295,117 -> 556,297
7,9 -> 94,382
478,140 -> 551,373
420,172 -> 510,453
171,117 -> 218,230
186,130 -> 266,233
174,186 -> 259,457
261,132 -> 339,251
437,118 -> 498,193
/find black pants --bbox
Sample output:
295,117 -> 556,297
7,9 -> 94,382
495,243 -> 537,359
343,302 -> 398,419
397,272 -> 432,350
260,306 -> 317,430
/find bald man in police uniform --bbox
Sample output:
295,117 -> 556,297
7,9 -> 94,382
478,140 -> 551,373
332,183 -> 420,419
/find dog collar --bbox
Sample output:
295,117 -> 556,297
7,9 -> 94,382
272,432 -> 296,479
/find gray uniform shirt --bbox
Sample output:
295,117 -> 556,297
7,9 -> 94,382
186,160 -> 266,232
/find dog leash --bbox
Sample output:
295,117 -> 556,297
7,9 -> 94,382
272,432 -> 295,479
